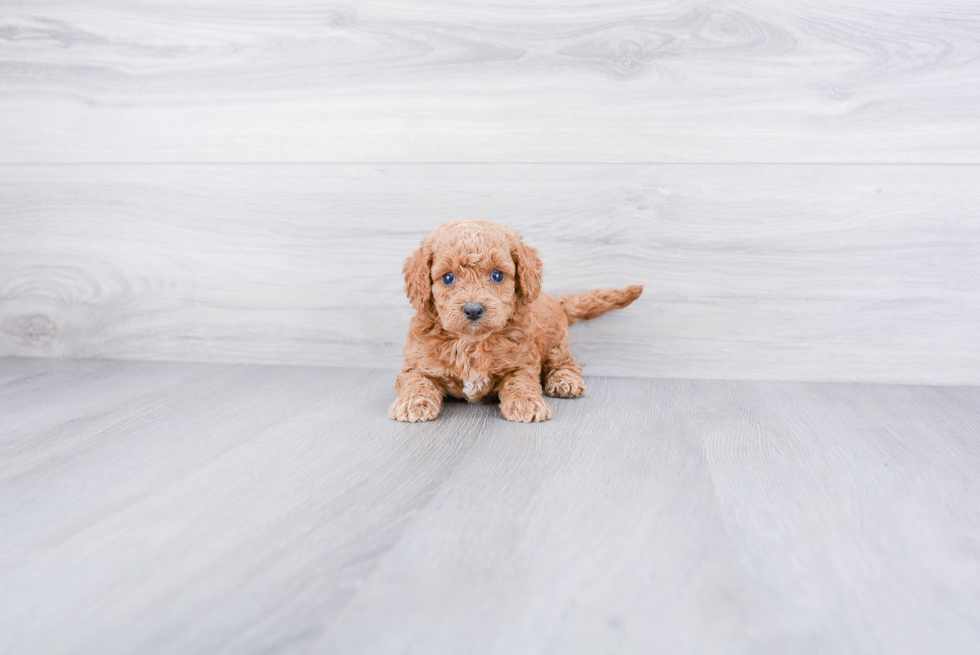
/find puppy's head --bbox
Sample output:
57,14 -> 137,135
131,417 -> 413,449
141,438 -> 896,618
403,220 -> 542,335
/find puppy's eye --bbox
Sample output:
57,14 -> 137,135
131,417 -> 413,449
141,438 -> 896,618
490,270 -> 504,283
442,273 -> 455,285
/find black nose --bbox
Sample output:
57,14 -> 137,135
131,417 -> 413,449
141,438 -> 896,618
463,302 -> 485,321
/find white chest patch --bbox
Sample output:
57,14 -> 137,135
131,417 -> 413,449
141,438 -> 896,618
463,377 -> 490,400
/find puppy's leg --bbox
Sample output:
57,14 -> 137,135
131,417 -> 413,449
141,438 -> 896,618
389,371 -> 444,422
542,338 -> 587,399
499,368 -> 552,423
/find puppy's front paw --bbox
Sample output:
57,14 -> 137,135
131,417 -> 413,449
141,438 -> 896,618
501,395 -> 553,423
544,369 -> 586,398
388,393 -> 441,422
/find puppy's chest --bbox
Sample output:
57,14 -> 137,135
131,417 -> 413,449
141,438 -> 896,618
431,340 -> 511,402
441,361 -> 498,402
456,374 -> 494,402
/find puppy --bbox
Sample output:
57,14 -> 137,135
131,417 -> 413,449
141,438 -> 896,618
389,220 -> 642,423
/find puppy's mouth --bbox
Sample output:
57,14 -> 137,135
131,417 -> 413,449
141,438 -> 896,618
443,314 -> 496,336
462,316 -> 492,333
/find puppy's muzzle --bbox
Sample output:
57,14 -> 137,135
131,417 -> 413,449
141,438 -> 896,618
463,302 -> 485,322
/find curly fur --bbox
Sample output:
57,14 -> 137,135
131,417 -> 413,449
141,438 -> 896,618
389,220 -> 642,423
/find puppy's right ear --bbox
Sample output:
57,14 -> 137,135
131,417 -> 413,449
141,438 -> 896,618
403,241 -> 434,313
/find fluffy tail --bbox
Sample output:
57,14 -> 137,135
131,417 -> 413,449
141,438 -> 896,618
557,285 -> 643,326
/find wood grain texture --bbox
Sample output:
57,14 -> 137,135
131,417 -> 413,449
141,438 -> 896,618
1,163 -> 977,384
1,358 -> 979,654
1,0 -> 979,163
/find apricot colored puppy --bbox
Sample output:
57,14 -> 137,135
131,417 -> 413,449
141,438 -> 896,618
389,220 -> 642,423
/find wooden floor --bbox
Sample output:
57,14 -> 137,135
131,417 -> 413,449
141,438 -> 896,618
1,357 -> 978,654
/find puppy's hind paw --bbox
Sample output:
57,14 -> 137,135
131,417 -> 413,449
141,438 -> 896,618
388,393 -> 441,422
544,369 -> 586,398
501,395 -> 553,423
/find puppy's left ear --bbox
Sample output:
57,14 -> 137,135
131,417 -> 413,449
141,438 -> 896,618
511,233 -> 542,308
403,240 -> 434,314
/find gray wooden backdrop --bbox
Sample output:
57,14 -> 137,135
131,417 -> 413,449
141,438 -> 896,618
1,0 -> 978,384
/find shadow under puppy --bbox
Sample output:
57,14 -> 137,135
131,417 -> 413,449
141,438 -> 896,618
390,220 -> 642,423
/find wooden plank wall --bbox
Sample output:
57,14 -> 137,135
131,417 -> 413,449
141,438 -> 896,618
1,1 -> 978,383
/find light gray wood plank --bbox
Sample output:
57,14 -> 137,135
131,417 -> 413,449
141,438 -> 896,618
1,359 -> 979,654
1,164 -> 977,384
318,376 -> 765,654
0,360 -> 495,654
320,377 -> 980,654
0,357 -> 219,454
0,356 -> 69,384
697,381 -> 980,654
1,0 -> 979,163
